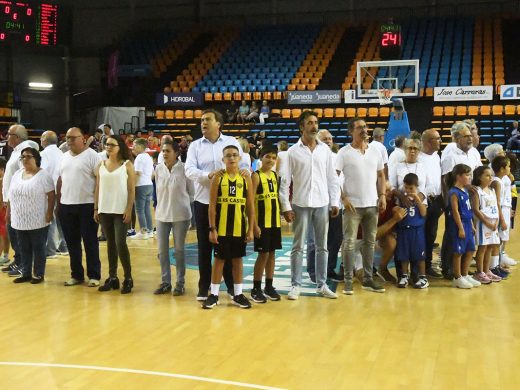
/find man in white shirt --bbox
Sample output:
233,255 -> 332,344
185,109 -> 246,301
279,111 -> 340,300
439,122 -> 479,278
41,131 -> 68,258
1,124 -> 34,276
418,129 -> 443,278
441,121 -> 482,169
335,118 -> 387,295
57,127 -> 102,287
387,135 -> 406,180
370,127 -> 389,178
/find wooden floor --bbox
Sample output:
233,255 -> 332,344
0,217 -> 519,390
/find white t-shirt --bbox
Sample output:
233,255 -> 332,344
41,144 -> 63,186
493,175 -> 512,209
369,140 -> 389,164
389,161 -> 428,204
60,148 -> 101,205
8,169 -> 54,230
155,161 -> 193,223
387,147 -> 405,178
335,144 -> 384,208
134,152 -> 154,187
418,152 -> 442,197
2,140 -> 34,201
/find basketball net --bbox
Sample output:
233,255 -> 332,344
377,89 -> 393,106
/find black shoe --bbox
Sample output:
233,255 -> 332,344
121,278 -> 133,294
196,290 -> 208,301
98,277 -> 120,292
232,294 -> 251,309
328,271 -> 343,283
2,263 -> 15,273
309,274 -> 316,283
426,267 -> 443,279
202,294 -> 218,309
154,283 -> 171,295
251,287 -> 267,303
13,275 -> 32,283
172,284 -> 185,296
30,276 -> 44,284
263,285 -> 281,301
442,271 -> 453,280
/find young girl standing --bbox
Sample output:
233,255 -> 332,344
446,164 -> 479,289
471,166 -> 502,284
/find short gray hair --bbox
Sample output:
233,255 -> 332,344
451,122 -> 469,139
483,143 -> 504,162
372,127 -> 385,138
10,124 -> 28,141
134,138 -> 147,148
404,138 -> 422,151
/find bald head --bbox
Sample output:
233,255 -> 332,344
421,129 -> 441,154
41,130 -> 58,148
317,129 -> 333,147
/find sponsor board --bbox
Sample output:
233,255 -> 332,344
343,89 -> 378,104
500,84 -> 520,100
288,90 -> 341,105
433,86 -> 493,101
156,92 -> 204,106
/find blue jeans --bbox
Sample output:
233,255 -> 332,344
135,185 -> 153,232
46,208 -> 68,256
290,205 -> 329,287
17,226 -> 49,278
156,220 -> 190,286
341,207 -> 378,282
307,212 -> 343,277
7,224 -> 21,268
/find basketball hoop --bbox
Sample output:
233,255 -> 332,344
377,89 -> 393,105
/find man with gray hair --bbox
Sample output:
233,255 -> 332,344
41,131 -> 68,258
1,124 -> 36,276
484,143 -> 505,163
370,127 -> 389,178
441,120 -> 482,168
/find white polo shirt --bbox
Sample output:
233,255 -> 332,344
134,152 -> 154,187
418,151 -> 442,197
279,138 -> 340,211
335,144 -> 384,208
441,146 -> 481,175
59,148 -> 101,205
441,142 -> 482,169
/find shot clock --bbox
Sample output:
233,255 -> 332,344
0,1 -> 58,46
379,22 -> 402,60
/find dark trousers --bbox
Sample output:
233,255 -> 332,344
59,203 -> 101,281
194,201 -> 233,293
425,195 -> 444,269
7,223 -> 21,267
440,213 -> 454,275
99,213 -> 132,279
17,226 -> 49,278
307,213 -> 343,276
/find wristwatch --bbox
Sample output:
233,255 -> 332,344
209,226 -> 216,231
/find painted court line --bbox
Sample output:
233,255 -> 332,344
0,362 -> 286,390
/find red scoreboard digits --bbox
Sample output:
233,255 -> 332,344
0,1 -> 59,46
380,23 -> 402,60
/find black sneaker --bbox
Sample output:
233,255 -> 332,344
202,294 -> 218,309
8,267 -> 22,277
154,283 -> 172,295
232,294 -> 251,309
196,290 -> 208,301
30,276 -> 44,284
2,263 -> 15,273
426,267 -> 443,279
361,278 -> 386,293
251,287 -> 267,303
327,271 -> 343,283
263,285 -> 281,301
13,275 -> 32,283
172,284 -> 185,296
397,274 -> 409,288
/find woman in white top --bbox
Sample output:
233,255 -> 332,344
153,139 -> 193,296
8,147 -> 55,284
390,138 -> 427,205
132,138 -> 154,239
94,136 -> 136,294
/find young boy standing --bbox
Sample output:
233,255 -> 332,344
251,146 -> 282,303
395,173 -> 429,289
204,145 -> 255,309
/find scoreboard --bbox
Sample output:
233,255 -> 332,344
379,22 -> 402,60
0,1 -> 59,46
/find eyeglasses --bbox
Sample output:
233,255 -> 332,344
105,143 -> 119,148
66,135 -> 83,141
407,147 -> 420,151
223,153 -> 240,159
7,133 -> 18,137
20,155 -> 34,161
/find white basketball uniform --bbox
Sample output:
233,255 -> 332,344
474,187 -> 500,246
493,176 -> 512,241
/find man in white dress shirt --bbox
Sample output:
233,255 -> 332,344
279,111 -> 340,300
387,135 -> 406,179
370,127 -> 389,178
418,129 -> 443,278
1,124 -> 35,276
441,121 -> 482,169
185,109 -> 246,301
41,131 -> 68,258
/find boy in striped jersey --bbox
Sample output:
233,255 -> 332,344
251,146 -> 282,303
204,145 -> 255,309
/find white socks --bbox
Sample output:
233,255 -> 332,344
210,283 -> 220,296
234,283 -> 243,296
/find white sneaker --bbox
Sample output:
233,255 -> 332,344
501,254 -> 517,266
64,278 -> 83,286
317,285 -> 338,299
147,231 -> 155,239
46,254 -> 58,259
0,255 -> 9,265
464,275 -> 481,287
287,286 -> 300,300
452,276 -> 473,289
87,279 -> 100,287
132,232 -> 149,240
